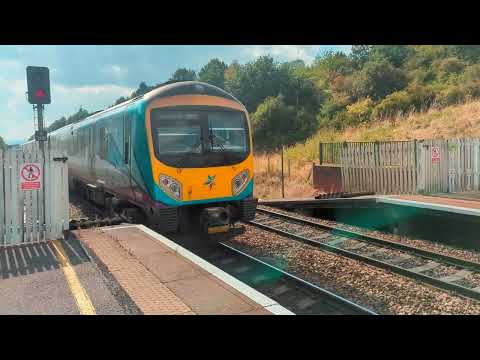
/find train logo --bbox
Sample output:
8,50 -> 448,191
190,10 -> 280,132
204,175 -> 216,190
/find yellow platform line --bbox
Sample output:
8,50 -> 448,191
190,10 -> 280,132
51,239 -> 96,315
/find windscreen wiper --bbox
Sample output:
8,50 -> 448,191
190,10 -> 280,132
208,131 -> 226,152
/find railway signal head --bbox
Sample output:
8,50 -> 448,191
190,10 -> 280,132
26,66 -> 51,104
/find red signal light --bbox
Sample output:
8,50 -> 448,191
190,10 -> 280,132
35,89 -> 46,98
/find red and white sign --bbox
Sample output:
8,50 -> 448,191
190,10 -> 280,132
20,163 -> 42,190
431,146 -> 441,163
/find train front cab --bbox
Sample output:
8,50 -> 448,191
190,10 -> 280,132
143,90 -> 257,234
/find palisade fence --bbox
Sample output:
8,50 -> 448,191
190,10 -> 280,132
0,139 -> 69,246
319,139 -> 480,195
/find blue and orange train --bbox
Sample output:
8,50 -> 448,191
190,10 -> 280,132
49,81 -> 257,234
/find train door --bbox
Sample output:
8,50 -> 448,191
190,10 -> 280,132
123,111 -> 134,197
88,125 -> 96,181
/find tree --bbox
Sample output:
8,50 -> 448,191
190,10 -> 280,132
451,45 -> 480,63
198,59 -> 227,88
169,68 -> 197,82
352,57 -> 408,100
224,61 -> 243,99
224,55 -> 285,112
350,45 -> 372,69
251,95 -> 318,150
370,45 -> 413,67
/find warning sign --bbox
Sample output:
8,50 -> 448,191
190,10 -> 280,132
20,163 -> 42,190
431,146 -> 441,163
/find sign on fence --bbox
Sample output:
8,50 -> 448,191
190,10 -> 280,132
431,146 -> 440,163
20,163 -> 42,190
323,138 -> 480,195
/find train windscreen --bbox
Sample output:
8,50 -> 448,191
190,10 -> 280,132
151,108 -> 250,167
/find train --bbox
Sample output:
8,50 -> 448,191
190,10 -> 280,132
47,81 -> 257,235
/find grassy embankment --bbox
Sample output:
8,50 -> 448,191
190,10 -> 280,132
254,100 -> 480,199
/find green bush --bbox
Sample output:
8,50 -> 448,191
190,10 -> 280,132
435,57 -> 466,74
436,85 -> 468,106
345,98 -> 374,124
352,57 -> 408,100
372,84 -> 436,119
252,96 -> 318,150
372,90 -> 412,119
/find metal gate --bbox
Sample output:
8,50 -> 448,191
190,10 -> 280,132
0,140 -> 69,246
416,139 -> 449,193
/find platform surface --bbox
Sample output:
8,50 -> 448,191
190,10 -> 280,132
0,238 -> 125,315
378,194 -> 480,216
76,225 -> 291,315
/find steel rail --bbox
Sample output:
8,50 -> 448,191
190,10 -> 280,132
249,208 -> 480,302
218,242 -> 377,315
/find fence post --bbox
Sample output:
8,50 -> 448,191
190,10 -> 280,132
319,142 -> 323,165
281,146 -> 285,198
414,139 -> 418,192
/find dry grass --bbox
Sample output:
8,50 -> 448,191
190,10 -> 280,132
254,152 -> 315,199
286,99 -> 480,161
254,100 -> 480,199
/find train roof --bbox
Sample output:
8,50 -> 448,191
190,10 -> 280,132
46,81 -> 244,138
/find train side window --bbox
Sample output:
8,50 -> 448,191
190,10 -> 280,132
124,140 -> 129,164
99,127 -> 107,159
124,115 -> 130,165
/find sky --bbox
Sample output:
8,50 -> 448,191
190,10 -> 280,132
0,45 -> 350,143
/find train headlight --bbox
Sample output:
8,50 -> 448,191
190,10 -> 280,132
159,174 -> 182,200
232,169 -> 250,196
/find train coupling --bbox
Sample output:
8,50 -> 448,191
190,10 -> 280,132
200,207 -> 230,234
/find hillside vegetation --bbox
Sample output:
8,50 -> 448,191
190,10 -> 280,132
32,46 -> 480,148
284,99 -> 480,161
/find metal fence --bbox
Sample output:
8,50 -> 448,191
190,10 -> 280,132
319,142 -> 343,165
0,140 -> 69,246
320,139 -> 480,195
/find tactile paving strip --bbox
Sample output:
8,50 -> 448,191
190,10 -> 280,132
76,229 -> 193,315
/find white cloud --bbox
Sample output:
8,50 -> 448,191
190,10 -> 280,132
102,64 -> 128,78
0,59 -> 22,72
242,45 -> 322,64
0,81 -> 134,142
242,45 -> 351,64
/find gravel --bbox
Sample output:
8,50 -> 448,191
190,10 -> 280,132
226,223 -> 480,314
70,192 -> 106,220
258,205 -> 480,265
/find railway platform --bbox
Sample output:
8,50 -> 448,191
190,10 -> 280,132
260,193 -> 480,218
76,224 -> 291,315
0,223 -> 291,315
378,194 -> 480,217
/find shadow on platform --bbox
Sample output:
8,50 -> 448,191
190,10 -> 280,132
0,237 -> 90,280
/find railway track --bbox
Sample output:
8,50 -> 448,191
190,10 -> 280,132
190,240 -> 376,315
248,207 -> 480,302
70,194 -> 375,314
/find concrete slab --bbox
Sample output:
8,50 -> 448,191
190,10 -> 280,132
438,269 -> 473,283
378,195 -> 480,217
134,251 -> 205,283
98,225 -> 293,314
410,261 -> 441,273
0,268 -> 79,315
165,274 -> 257,315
